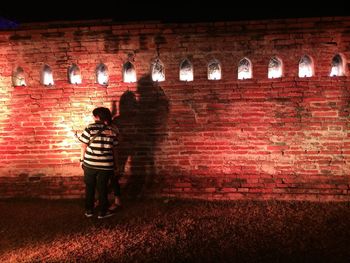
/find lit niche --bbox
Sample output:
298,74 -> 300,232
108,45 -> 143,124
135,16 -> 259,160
268,57 -> 283,79
298,55 -> 314,78
68,64 -> 82,84
12,66 -> 26,86
238,58 -> 252,80
41,64 -> 54,86
151,59 -> 165,82
330,54 -> 345,77
96,63 -> 109,85
208,59 -> 221,80
122,61 -> 137,83
179,58 -> 193,81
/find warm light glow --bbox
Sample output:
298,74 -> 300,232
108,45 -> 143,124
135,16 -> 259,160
208,60 -> 221,80
57,113 -> 94,150
69,74 -> 82,85
12,67 -> 26,86
330,67 -> 342,77
42,65 -> 54,86
209,70 -> 221,80
55,122 -> 79,150
123,62 -> 137,83
60,129 -> 76,148
124,71 -> 136,83
83,115 -> 94,124
96,63 -> 109,85
152,71 -> 165,82
152,59 -> 165,82
179,59 -> 193,81
330,54 -> 344,77
268,68 -> 282,79
68,64 -> 82,84
299,65 -> 312,77
97,72 -> 108,85
43,72 -> 54,85
298,55 -> 313,78
0,80 -> 11,144
238,58 -> 252,80
268,57 -> 282,79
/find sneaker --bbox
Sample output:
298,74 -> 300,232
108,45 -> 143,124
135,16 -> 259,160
98,210 -> 115,219
84,210 -> 94,218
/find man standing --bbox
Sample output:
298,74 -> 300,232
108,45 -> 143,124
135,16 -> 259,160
79,107 -> 119,219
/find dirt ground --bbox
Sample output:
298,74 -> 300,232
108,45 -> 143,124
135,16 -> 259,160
0,198 -> 349,263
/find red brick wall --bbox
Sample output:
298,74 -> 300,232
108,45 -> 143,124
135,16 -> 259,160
0,17 -> 349,201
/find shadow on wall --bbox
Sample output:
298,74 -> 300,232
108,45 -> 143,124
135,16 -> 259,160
113,74 -> 169,198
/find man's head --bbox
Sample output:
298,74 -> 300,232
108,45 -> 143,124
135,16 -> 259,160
92,107 -> 112,125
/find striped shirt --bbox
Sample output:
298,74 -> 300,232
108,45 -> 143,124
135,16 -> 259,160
79,122 -> 118,170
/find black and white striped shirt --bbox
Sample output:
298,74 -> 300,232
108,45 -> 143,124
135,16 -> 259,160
79,122 -> 118,170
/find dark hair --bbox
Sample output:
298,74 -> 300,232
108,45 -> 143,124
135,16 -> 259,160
92,107 -> 112,125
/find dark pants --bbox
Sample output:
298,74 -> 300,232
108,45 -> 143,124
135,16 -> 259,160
83,166 -> 112,214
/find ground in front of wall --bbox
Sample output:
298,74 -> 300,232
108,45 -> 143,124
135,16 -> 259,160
0,198 -> 349,262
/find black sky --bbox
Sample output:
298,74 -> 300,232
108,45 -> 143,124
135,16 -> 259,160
0,1 -> 349,24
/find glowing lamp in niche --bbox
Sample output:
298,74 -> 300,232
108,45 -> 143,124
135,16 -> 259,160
96,63 -> 109,85
208,59 -> 221,80
238,58 -> 252,80
41,64 -> 54,86
68,64 -> 82,84
12,67 -> 26,86
151,59 -> 165,82
268,57 -> 282,79
330,54 -> 345,77
298,55 -> 314,78
123,61 -> 137,83
179,59 -> 194,81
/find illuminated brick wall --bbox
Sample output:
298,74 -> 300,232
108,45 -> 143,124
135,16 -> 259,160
0,17 -> 349,201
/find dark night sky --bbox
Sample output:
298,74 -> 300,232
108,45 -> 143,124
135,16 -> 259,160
0,1 -> 349,24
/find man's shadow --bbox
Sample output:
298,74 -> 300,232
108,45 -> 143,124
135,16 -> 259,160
114,74 -> 169,198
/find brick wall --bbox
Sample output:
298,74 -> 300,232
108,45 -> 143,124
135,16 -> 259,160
0,17 -> 349,201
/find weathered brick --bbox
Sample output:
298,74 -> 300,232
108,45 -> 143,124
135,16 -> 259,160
0,17 -> 349,201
